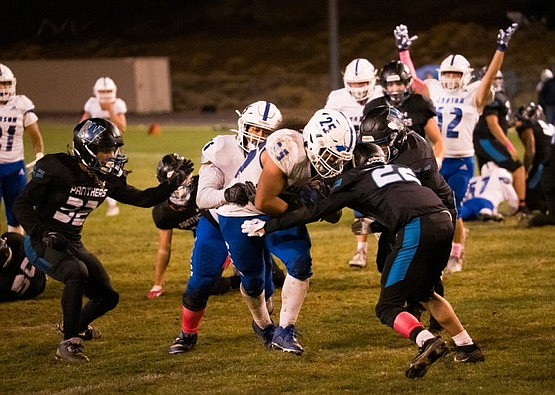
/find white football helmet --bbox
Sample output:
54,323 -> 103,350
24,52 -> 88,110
234,101 -> 282,152
303,108 -> 357,178
343,58 -> 376,102
0,64 -> 16,102
439,54 -> 473,92
93,77 -> 117,103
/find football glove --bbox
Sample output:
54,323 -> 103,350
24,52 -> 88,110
42,231 -> 68,251
241,218 -> 266,237
224,181 -> 256,206
497,23 -> 519,51
167,158 -> 195,188
394,24 -> 418,51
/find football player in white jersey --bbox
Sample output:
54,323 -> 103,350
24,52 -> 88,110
394,23 -> 519,272
227,108 -> 355,355
81,77 -> 128,217
325,58 -> 382,269
169,101 -> 283,354
458,161 -> 519,225
0,63 -> 45,235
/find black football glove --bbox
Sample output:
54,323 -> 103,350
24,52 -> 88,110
42,231 -> 68,251
224,181 -> 256,206
167,159 -> 195,189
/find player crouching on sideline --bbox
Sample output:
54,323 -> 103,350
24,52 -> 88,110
242,143 -> 484,378
14,118 -> 192,363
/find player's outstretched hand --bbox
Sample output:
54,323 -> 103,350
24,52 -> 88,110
394,24 -> 418,51
241,218 -> 266,237
497,23 -> 519,51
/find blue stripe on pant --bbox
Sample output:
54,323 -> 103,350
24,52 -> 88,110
385,218 -> 420,288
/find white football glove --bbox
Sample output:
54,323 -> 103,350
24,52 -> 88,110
394,24 -> 418,51
497,23 -> 519,51
241,218 -> 266,237
26,152 -> 44,170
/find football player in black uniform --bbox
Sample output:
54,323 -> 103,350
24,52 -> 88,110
0,232 -> 46,302
364,60 -> 444,165
359,105 -> 456,329
147,154 -> 242,299
242,143 -> 484,379
514,103 -> 554,213
14,118 -> 192,363
473,70 -> 527,212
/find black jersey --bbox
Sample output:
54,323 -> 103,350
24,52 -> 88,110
516,119 -> 553,167
473,92 -> 510,140
14,153 -> 176,243
394,132 -> 456,214
0,232 -> 46,301
363,94 -> 436,139
265,164 -> 447,235
152,175 -> 203,231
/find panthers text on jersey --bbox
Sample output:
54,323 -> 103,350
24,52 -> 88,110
0,95 -> 39,163
425,79 -> 483,158
14,153 -> 175,243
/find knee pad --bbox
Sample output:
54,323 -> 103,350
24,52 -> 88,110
283,255 -> 312,281
240,276 -> 265,298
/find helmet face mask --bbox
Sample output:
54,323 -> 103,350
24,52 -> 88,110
439,55 -> 472,93
0,64 -> 16,102
303,108 -> 357,178
343,58 -> 376,102
352,143 -> 387,168
72,118 -> 127,177
360,105 -> 407,162
380,61 -> 412,105
234,101 -> 282,153
94,77 -> 117,104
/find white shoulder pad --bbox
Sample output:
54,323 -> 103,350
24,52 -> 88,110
265,129 -> 306,176
12,95 -> 35,112
200,134 -> 243,166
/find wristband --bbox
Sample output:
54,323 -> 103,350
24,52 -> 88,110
505,141 -> 516,151
497,44 -> 507,52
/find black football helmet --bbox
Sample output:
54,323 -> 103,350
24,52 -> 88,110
352,143 -> 387,168
157,153 -> 186,182
360,105 -> 407,162
379,61 -> 412,105
515,102 -> 545,122
0,237 -> 12,269
72,118 -> 127,177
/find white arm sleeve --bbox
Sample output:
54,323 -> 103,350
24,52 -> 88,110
196,163 -> 228,209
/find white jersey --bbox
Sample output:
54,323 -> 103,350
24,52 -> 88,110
425,79 -> 482,158
196,134 -> 246,214
0,95 -> 39,163
462,167 -> 519,215
217,144 -> 266,217
325,87 -> 382,132
83,97 -> 127,118
266,129 -> 312,186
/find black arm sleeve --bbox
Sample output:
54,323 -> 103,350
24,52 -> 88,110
264,192 -> 347,234
14,182 -> 49,239
110,181 -> 176,208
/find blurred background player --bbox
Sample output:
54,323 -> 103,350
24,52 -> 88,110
538,69 -> 555,124
0,232 -> 46,302
394,23 -> 519,272
0,63 -> 45,235
81,77 -> 127,217
473,69 -> 527,213
325,58 -> 382,268
514,102 -> 555,213
169,101 -> 283,354
147,154 -> 242,299
458,162 -> 518,225
14,118 -> 190,363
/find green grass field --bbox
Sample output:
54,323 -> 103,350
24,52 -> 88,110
1,122 -> 554,394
